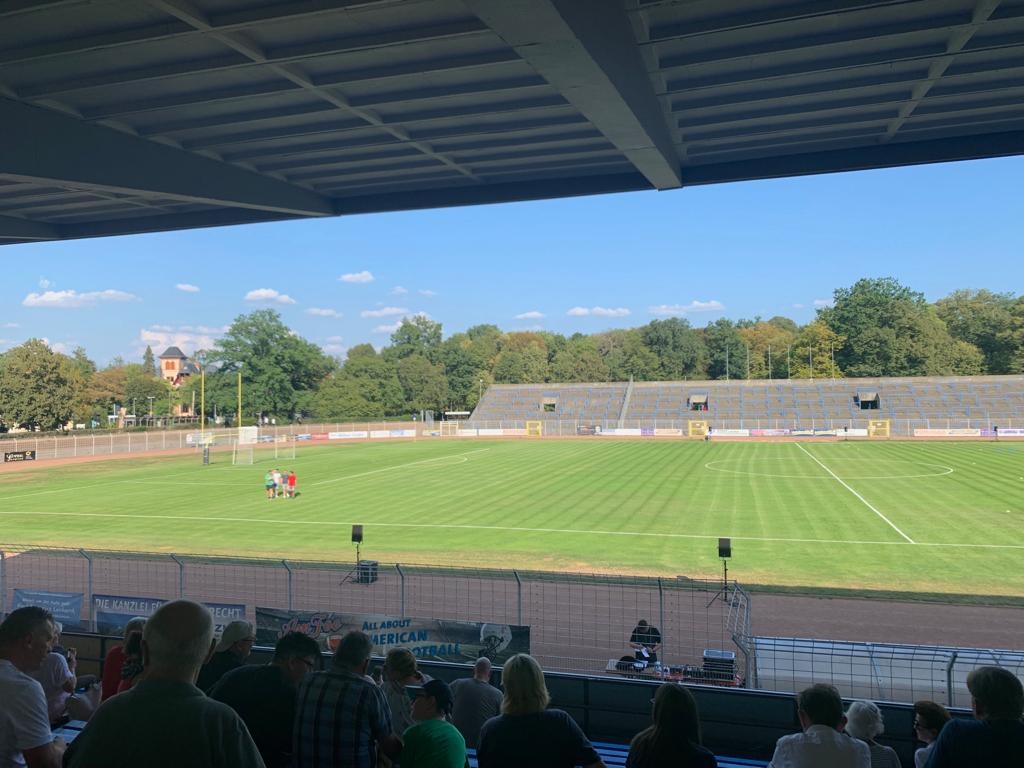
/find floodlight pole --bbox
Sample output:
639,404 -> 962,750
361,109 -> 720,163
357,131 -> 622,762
199,356 -> 205,441
237,364 -> 243,428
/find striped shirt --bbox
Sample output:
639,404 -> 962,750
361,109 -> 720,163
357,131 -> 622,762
293,669 -> 392,768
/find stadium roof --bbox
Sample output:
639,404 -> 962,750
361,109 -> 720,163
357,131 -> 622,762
2,0 -> 1024,246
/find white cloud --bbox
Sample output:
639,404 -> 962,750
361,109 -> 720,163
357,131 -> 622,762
244,288 -> 296,305
340,270 -> 374,284
23,289 -> 140,308
176,283 -> 200,293
140,325 -> 220,355
515,311 -> 545,320
1,322 -> 18,328
418,289 -> 436,297
792,303 -> 806,310
306,308 -> 342,318
321,335 -> 345,355
39,277 -> 52,290
567,306 -> 631,317
361,306 -> 408,318
374,321 -> 402,333
648,300 -> 724,316
391,286 -> 408,295
813,298 -> 833,308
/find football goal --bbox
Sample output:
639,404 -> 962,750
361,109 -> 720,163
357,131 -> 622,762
232,438 -> 296,465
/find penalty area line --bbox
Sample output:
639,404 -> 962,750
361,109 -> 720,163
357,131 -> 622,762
795,443 -> 915,544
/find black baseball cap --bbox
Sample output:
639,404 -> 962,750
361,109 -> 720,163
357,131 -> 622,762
406,679 -> 454,714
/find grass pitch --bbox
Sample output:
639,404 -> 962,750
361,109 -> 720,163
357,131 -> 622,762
2,439 -> 1023,599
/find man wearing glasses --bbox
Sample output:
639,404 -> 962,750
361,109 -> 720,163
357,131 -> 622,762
210,631 -> 322,768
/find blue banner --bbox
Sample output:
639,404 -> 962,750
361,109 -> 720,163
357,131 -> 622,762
13,589 -> 84,628
93,594 -> 165,636
93,594 -> 247,636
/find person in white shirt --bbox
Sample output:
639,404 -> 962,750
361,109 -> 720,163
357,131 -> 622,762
0,606 -> 66,768
768,683 -> 870,768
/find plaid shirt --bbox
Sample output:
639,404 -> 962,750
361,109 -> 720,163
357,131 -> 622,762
293,668 -> 392,768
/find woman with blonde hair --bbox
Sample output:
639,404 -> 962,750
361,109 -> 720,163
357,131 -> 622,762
627,683 -> 716,767
477,653 -> 605,768
381,647 -> 430,738
844,700 -> 900,768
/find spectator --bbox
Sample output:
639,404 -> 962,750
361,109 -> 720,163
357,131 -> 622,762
402,679 -> 468,768
293,630 -> 401,768
926,665 -> 1024,767
450,657 -> 502,749
64,599 -> 265,767
844,701 -> 900,768
912,700 -> 950,768
115,630 -> 144,693
767,683 -> 870,768
26,622 -> 78,725
210,631 -> 322,768
196,619 -> 256,692
477,653 -> 605,768
100,617 -> 145,701
627,682 -> 716,768
382,647 -> 431,739
0,606 -> 66,768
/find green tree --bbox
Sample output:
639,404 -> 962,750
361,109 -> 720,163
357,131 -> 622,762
702,319 -> 745,380
142,345 -> 157,377
312,373 -> 383,418
342,348 -> 405,415
934,289 -> 1016,374
640,318 -> 708,379
789,321 -> 846,379
0,339 -> 78,430
212,309 -> 334,420
594,329 -> 660,381
388,315 -> 443,362
550,335 -> 610,382
397,354 -> 449,411
820,277 -> 970,377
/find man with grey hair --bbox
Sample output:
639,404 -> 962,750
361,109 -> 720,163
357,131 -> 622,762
65,600 -> 265,767
0,606 -> 66,768
450,657 -> 502,749
926,665 -> 1023,767
293,630 -> 401,768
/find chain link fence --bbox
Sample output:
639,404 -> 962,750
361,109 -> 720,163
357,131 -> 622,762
0,545 -> 750,680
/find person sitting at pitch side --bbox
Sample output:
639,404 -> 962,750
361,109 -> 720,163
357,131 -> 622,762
630,620 -> 661,665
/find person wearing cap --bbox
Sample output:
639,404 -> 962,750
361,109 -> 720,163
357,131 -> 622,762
196,619 -> 256,693
402,679 -> 469,768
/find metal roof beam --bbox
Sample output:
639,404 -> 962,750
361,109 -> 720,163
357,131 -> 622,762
0,98 -> 334,216
19,19 -> 489,99
682,129 -> 1024,185
0,213 -> 59,240
464,0 -> 681,189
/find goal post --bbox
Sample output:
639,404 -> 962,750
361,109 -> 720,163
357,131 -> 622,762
232,442 -> 254,465
525,420 -> 543,437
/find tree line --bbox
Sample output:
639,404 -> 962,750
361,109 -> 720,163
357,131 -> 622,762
1,278 -> 1022,431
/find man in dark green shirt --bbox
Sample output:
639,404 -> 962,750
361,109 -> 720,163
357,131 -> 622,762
403,679 -> 469,768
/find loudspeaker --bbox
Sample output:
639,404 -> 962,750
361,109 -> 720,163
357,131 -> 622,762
351,525 -> 363,543
718,537 -> 731,559
356,559 -> 378,584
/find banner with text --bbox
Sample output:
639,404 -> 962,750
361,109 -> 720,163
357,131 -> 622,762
93,595 -> 245,635
13,589 -> 85,628
255,608 -> 529,664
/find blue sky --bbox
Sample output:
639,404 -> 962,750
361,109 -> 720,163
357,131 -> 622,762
2,155 -> 1021,367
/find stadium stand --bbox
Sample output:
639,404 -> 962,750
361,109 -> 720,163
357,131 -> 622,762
472,375 -> 1024,435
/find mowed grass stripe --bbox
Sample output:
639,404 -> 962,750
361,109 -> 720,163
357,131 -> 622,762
2,439 -> 1023,596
